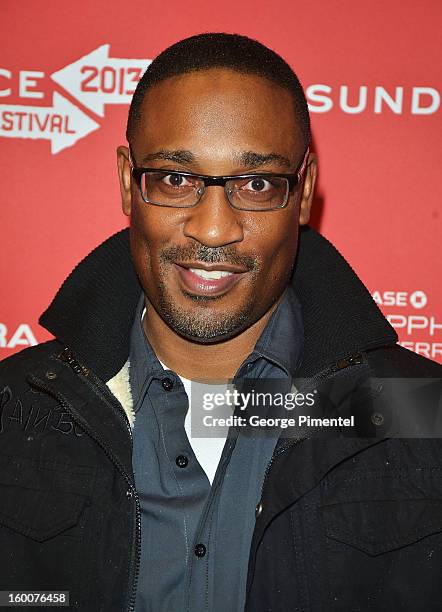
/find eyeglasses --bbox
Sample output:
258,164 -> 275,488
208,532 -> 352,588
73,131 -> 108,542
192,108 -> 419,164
129,147 -> 309,211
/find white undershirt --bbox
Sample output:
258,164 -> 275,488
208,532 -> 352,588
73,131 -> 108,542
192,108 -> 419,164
159,362 -> 227,485
142,307 -> 226,484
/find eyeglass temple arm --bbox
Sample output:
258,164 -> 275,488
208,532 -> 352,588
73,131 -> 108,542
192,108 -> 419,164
298,146 -> 310,179
128,145 -> 135,170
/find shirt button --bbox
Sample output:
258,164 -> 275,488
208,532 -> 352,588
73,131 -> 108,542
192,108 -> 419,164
176,455 -> 189,468
161,377 -> 174,391
194,543 -> 206,558
255,501 -> 263,518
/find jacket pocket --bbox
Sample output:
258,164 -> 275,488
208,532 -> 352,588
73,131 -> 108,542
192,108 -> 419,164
319,468 -> 442,610
321,469 -> 442,555
323,499 -> 442,556
0,453 -> 94,542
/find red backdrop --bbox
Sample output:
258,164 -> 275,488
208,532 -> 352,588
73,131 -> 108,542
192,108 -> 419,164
1,0 -> 441,362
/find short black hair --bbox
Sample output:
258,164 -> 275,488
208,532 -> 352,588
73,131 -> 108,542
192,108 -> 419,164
126,32 -> 310,148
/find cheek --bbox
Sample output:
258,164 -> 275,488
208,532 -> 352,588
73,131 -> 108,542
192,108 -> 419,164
129,205 -> 179,286
245,207 -> 299,281
132,201 -> 180,241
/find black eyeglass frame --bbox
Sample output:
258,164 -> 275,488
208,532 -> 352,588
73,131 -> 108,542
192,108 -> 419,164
128,146 -> 310,211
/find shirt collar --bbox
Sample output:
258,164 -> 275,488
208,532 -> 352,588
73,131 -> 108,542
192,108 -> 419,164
129,296 -> 164,405
249,285 -> 304,377
129,286 -> 303,404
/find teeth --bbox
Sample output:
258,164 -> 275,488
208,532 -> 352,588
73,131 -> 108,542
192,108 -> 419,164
189,268 -> 234,280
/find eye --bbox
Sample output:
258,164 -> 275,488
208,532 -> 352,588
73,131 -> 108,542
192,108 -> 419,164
162,173 -> 194,188
243,177 -> 274,192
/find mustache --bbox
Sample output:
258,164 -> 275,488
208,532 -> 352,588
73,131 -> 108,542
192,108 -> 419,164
160,244 -> 257,270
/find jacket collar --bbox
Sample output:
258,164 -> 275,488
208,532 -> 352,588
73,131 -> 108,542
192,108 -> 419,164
39,226 -> 397,382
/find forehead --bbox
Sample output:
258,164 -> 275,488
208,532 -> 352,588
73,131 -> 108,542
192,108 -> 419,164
131,68 -> 303,164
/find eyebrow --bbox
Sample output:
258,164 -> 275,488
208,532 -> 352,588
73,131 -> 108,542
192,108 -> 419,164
140,150 -> 195,164
239,151 -> 292,169
139,149 -> 293,169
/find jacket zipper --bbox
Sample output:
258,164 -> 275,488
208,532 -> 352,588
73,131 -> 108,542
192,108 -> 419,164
245,352 -> 365,600
258,352 -> 364,511
58,347 -> 133,442
29,348 -> 142,612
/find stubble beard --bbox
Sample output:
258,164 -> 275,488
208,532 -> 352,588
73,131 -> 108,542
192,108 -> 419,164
155,244 -> 260,342
156,274 -> 261,342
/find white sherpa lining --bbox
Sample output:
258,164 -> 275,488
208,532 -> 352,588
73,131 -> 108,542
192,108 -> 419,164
106,360 -> 135,428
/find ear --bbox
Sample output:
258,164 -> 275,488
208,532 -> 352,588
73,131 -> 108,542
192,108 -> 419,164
117,145 -> 132,216
299,152 -> 318,225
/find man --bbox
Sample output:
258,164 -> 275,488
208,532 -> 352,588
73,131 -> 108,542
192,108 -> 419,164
0,33 -> 441,612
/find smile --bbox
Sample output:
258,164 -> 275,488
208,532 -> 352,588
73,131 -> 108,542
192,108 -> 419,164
189,268 -> 233,280
173,263 -> 247,297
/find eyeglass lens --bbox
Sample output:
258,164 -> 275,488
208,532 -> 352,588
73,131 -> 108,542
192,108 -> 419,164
139,171 -> 290,210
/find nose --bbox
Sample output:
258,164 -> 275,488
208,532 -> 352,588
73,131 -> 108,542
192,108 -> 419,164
183,186 -> 244,247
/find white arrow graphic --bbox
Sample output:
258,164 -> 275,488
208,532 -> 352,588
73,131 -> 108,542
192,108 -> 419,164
0,92 -> 100,154
51,44 -> 151,117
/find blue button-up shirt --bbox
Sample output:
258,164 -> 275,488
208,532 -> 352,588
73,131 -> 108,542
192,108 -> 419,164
131,287 -> 303,611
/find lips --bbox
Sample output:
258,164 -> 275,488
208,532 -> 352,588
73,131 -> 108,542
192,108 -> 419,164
173,263 -> 247,296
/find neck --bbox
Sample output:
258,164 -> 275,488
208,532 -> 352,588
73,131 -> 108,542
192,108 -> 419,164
142,298 -> 281,380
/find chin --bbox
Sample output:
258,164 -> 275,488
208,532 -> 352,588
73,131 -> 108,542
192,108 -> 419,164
173,322 -> 251,345
158,300 -> 256,345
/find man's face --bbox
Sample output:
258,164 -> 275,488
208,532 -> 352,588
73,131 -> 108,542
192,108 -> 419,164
118,68 -> 316,343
